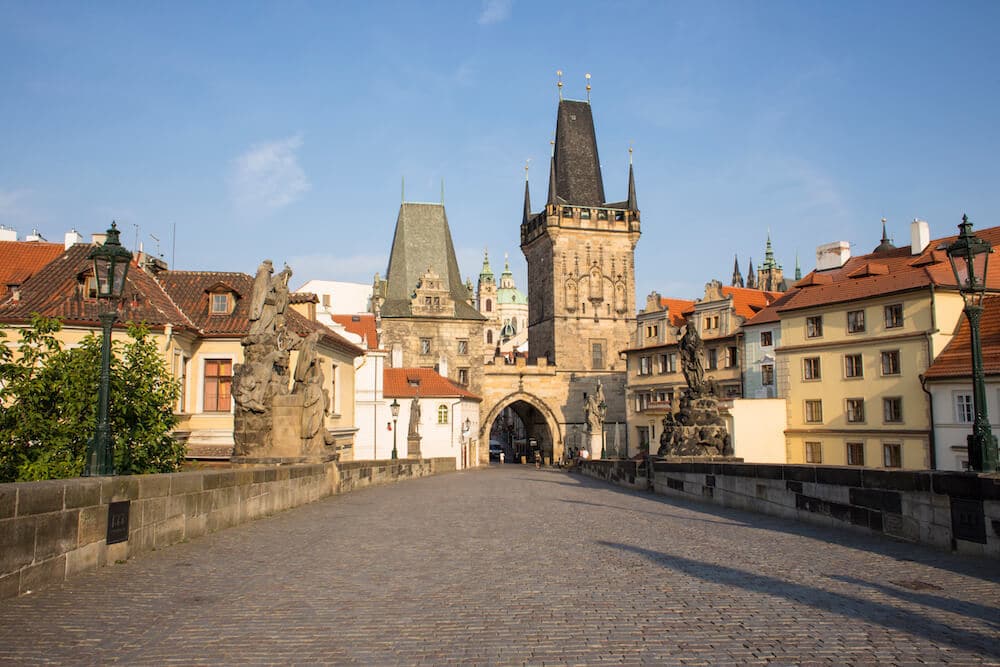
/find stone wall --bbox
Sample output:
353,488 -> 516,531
0,457 -> 456,599
574,460 -> 1000,558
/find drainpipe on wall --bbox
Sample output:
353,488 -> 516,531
923,283 -> 939,470
919,373 -> 937,470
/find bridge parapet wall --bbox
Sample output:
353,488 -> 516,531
575,460 -> 1000,558
0,458 -> 456,599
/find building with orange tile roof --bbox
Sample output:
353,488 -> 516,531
778,218 -> 1000,470
923,294 -> 1000,470
0,239 -> 70,301
0,239 -> 363,460
382,367 -> 481,468
623,283 -> 778,456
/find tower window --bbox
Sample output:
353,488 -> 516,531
420,339 -> 431,354
580,209 -> 591,220
486,330 -> 493,344
485,299 -> 492,312
591,340 -> 604,369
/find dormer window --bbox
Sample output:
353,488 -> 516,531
211,293 -> 231,314
86,275 -> 98,299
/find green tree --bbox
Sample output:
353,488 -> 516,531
0,316 -> 183,482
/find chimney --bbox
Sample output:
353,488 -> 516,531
0,225 -> 16,241
815,241 -> 851,271
91,232 -> 107,245
910,219 -> 930,255
64,229 -> 84,249
7,284 -> 20,302
25,229 -> 46,242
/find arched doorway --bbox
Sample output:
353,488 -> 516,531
482,393 -> 562,465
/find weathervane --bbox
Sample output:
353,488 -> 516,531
585,72 -> 592,102
556,69 -> 563,100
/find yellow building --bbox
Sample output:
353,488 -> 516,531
0,242 -> 362,459
778,220 -> 1000,469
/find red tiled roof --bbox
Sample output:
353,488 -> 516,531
779,225 -> 1000,313
383,367 -> 481,401
721,286 -> 781,320
331,313 -> 378,348
0,248 -> 363,357
658,297 -> 695,327
924,295 -> 1000,379
0,244 -> 192,329
0,240 -> 67,300
743,289 -> 800,326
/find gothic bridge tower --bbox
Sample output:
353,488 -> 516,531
481,92 -> 641,464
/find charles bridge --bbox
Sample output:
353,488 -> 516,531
1,460 -> 999,665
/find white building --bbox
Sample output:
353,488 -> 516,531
296,279 -> 372,317
384,367 -> 481,469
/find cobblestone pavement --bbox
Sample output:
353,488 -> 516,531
1,466 -> 999,665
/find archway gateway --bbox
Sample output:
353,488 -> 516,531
482,392 -> 561,464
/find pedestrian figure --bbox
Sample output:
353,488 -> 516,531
499,451 -> 505,465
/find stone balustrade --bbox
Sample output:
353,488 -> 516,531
0,457 -> 455,599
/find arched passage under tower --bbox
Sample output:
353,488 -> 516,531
481,392 -> 561,464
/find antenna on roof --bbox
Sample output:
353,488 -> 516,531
150,233 -> 162,258
556,69 -> 563,100
132,223 -> 140,253
585,72 -> 592,103
440,178 -> 445,204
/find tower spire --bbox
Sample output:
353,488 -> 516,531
746,257 -> 756,289
795,251 -> 802,281
626,145 -> 638,211
874,216 -> 896,253
523,161 -> 532,225
546,148 -> 557,206
731,254 -> 744,288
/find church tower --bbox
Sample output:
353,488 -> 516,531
520,98 -> 640,370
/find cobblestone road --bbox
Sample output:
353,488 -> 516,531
1,466 -> 999,665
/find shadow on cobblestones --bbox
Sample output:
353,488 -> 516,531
600,541 -> 1000,659
571,470 -> 1000,584
829,574 -> 1000,629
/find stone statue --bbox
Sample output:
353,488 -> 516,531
585,382 -> 606,433
248,260 -> 293,339
408,395 -> 421,437
292,331 -> 328,453
679,323 -> 705,395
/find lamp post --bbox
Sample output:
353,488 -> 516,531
944,214 -> 998,473
84,222 -> 132,477
390,398 -> 400,460
598,398 -> 607,459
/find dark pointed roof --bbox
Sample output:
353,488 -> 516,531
522,178 -> 532,225
381,202 -> 483,320
873,218 -> 897,253
546,155 -> 557,206
550,100 -> 605,206
627,162 -> 638,211
731,254 -> 744,287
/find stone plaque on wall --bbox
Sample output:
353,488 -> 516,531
107,500 -> 130,545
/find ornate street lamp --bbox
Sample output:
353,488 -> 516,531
390,398 -> 401,460
944,214 -> 997,472
598,398 -> 607,459
84,222 -> 133,476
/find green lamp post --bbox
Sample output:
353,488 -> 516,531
84,222 -> 133,477
944,214 -> 997,473
390,398 -> 400,460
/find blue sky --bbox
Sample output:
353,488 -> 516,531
2,1 -> 998,301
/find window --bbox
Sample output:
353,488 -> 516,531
703,315 -> 720,331
846,398 -> 865,423
844,354 -> 863,378
322,294 -> 330,308
437,404 -> 448,424
457,339 -> 468,355
847,309 -> 866,333
727,347 -> 738,368
591,341 -> 604,369
883,442 -> 902,468
847,442 -> 865,466
884,304 -> 903,329
883,397 -> 903,423
458,368 -> 469,386
562,207 -> 573,217
804,400 -> 823,423
656,354 -> 666,374
760,331 -> 773,347
485,299 -> 492,312
805,441 -> 823,463
203,359 -> 232,412
637,426 -> 650,452
486,330 -> 493,345
761,364 -> 774,386
580,209 -> 591,220
639,356 -> 651,376
420,339 -> 431,354
707,348 -> 718,370
806,316 -> 823,338
666,353 -> 677,373
880,350 -> 901,375
955,392 -> 973,424
803,357 -> 821,380
210,293 -> 230,314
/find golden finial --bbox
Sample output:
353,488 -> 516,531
628,142 -> 633,165
524,158 -> 531,181
550,137 -> 555,157
556,69 -> 563,100
585,72 -> 592,103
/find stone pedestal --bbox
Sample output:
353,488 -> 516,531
658,391 -> 732,457
408,435 -> 422,459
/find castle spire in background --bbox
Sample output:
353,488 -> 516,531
731,254 -> 744,287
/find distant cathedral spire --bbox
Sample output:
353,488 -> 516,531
627,146 -> 638,211
731,254 -> 744,287
523,162 -> 532,225
795,252 -> 802,281
746,258 -> 756,289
